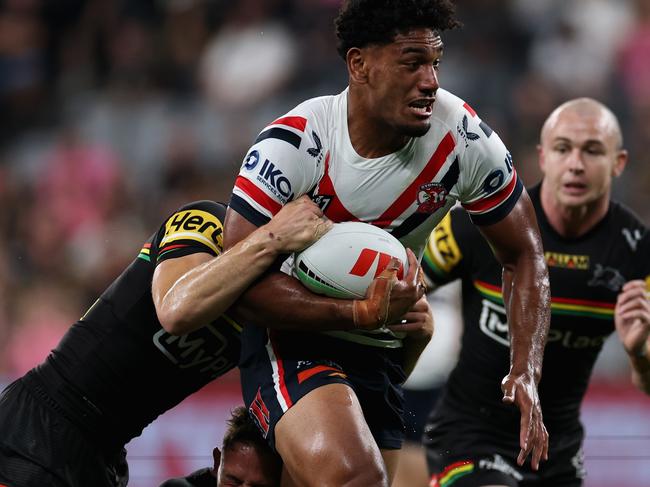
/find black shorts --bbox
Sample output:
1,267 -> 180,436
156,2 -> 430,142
423,402 -> 586,487
402,386 -> 442,443
239,328 -> 406,451
0,376 -> 128,487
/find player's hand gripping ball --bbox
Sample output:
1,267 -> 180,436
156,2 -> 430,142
294,221 -> 408,299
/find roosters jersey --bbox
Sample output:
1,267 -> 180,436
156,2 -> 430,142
230,88 -> 523,347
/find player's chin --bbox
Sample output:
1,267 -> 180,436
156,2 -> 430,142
398,120 -> 431,138
558,192 -> 593,208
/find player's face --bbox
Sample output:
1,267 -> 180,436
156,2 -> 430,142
216,443 -> 280,487
365,28 -> 443,138
539,109 -> 626,210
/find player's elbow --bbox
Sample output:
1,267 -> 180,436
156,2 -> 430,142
156,306 -> 196,336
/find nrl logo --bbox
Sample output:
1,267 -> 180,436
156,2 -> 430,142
417,182 -> 447,213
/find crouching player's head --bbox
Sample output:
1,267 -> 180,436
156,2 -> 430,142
214,406 -> 282,487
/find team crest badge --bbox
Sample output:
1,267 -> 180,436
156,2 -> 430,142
417,182 -> 447,213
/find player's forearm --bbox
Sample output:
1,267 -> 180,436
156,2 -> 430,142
229,271 -> 358,331
504,254 -> 550,383
401,337 -> 430,378
159,228 -> 282,335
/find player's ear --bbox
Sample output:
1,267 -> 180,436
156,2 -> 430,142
347,47 -> 369,84
612,148 -> 628,177
212,447 -> 222,471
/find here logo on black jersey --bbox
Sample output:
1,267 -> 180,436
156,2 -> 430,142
161,209 -> 223,255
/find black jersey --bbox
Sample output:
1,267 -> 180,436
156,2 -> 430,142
30,200 -> 241,450
422,185 -> 650,433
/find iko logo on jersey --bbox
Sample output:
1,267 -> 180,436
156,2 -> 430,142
417,182 -> 448,213
243,151 -> 294,203
153,324 -> 234,379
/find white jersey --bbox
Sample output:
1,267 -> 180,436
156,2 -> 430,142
231,88 -> 522,347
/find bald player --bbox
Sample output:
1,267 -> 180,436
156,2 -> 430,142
421,98 -> 650,486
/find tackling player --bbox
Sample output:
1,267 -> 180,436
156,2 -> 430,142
0,196 -> 413,487
422,98 -> 650,486
222,0 -> 551,485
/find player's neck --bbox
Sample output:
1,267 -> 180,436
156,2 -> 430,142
347,93 -> 410,158
541,187 -> 610,239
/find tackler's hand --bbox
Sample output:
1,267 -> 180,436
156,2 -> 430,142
263,196 -> 332,253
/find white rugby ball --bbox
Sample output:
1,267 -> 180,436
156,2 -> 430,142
294,221 -> 408,299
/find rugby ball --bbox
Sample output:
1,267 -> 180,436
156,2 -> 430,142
294,221 -> 408,299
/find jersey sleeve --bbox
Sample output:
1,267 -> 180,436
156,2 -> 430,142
229,110 -> 324,227
455,103 -> 523,226
422,208 -> 473,287
152,200 -> 226,264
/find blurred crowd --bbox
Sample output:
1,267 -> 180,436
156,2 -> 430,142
0,0 -> 649,377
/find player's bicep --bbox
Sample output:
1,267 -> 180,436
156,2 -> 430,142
223,207 -> 260,250
150,201 -> 226,310
476,189 -> 541,268
152,252 -> 214,312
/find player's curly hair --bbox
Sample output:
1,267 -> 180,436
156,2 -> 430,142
335,0 -> 462,60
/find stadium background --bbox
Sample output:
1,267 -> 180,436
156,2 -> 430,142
0,0 -> 649,485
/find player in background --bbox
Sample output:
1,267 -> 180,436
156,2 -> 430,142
0,195 -> 414,487
422,98 -> 650,486
222,0 -> 551,485
160,406 -> 281,487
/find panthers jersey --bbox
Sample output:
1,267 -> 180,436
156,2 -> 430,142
423,185 -> 650,432
230,88 -> 523,347
32,201 -> 241,450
